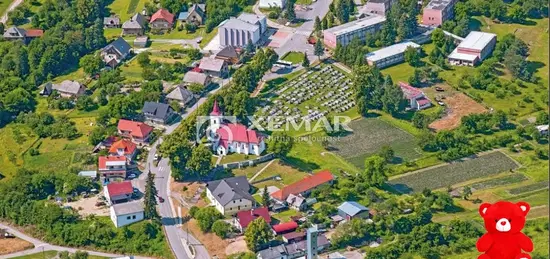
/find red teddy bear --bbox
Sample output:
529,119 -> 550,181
477,201 -> 533,259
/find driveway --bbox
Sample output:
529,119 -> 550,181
0,223 -> 153,259
0,0 -> 24,24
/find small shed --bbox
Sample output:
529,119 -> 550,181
78,170 -> 98,179
337,201 -> 369,220
134,36 -> 149,48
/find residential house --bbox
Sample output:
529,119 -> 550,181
104,181 -> 133,204
215,45 -> 241,64
117,119 -> 154,144
398,82 -> 431,110
134,36 -> 149,48
101,37 -> 132,68
447,31 -> 497,66
122,13 -> 146,36
110,201 -> 144,228
52,80 -> 86,98
284,235 -> 330,259
337,201 -> 370,220
108,139 -> 137,160
98,156 -> 128,180
259,0 -> 286,8
2,27 -> 43,44
142,101 -> 174,125
422,0 -> 458,26
234,207 -> 271,232
365,41 -> 421,68
183,71 -> 211,87
205,176 -> 255,215
257,245 -> 288,259
39,82 -> 53,96
272,221 -> 298,235
166,85 -> 195,107
177,4 -> 206,25
536,125 -> 549,135
199,57 -> 228,78
104,16 -> 121,28
282,231 -> 306,243
270,170 -> 334,202
209,101 -> 266,156
286,194 -> 306,211
150,9 -> 175,30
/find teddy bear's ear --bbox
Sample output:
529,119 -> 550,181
479,203 -> 491,217
516,201 -> 530,216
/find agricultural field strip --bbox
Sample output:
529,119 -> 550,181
508,181 -> 550,195
388,151 -> 520,193
469,174 -> 528,191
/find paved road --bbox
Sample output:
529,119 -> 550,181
0,0 -> 24,24
0,223 -> 153,259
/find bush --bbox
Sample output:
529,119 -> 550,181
268,11 -> 279,19
189,206 -> 199,218
212,220 -> 232,238
29,148 -> 39,156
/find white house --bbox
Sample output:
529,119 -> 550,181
399,82 -> 431,110
536,125 -> 549,135
208,101 -> 266,156
259,0 -> 286,8
110,201 -> 144,228
205,176 -> 255,216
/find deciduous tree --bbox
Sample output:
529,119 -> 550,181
244,218 -> 273,252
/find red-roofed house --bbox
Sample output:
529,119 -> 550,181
272,221 -> 298,235
398,82 -> 431,110
98,156 -> 128,179
208,101 -> 265,156
117,119 -> 154,143
271,170 -> 334,202
234,207 -> 271,232
104,181 -> 134,204
150,9 -> 175,30
108,139 -> 137,160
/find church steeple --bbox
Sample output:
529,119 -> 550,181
210,100 -> 222,116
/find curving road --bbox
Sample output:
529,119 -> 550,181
0,0 -> 24,24
0,223 -> 153,259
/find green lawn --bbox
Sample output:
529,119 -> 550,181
119,58 -> 143,82
107,0 -> 148,22
0,0 -> 13,19
281,52 -> 305,64
104,28 -> 123,41
10,251 -> 108,259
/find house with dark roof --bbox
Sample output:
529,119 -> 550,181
337,201 -> 370,220
122,13 -> 146,36
117,119 -> 154,143
167,85 -> 195,107
101,37 -> 132,68
256,234 -> 330,259
209,101 -> 266,156
215,45 -> 241,64
271,170 -> 334,202
98,156 -> 128,180
142,101 -> 174,125
150,9 -> 175,30
199,57 -> 229,78
257,244 -> 288,259
234,207 -> 271,232
183,71 -> 211,87
52,80 -> 86,98
178,4 -> 206,25
104,181 -> 134,204
2,27 -> 44,44
104,16 -> 121,28
110,201 -> 144,228
206,176 -> 255,215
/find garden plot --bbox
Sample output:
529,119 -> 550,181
329,118 -> 422,169
469,174 -> 528,191
508,181 -> 549,195
389,151 -> 520,193
256,65 -> 356,131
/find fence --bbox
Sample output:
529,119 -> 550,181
218,153 -> 276,170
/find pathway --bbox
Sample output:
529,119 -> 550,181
248,159 -> 276,182
0,223 -> 153,259
0,0 -> 23,24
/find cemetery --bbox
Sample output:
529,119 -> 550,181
255,64 -> 357,133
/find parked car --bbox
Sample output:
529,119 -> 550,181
3,232 -> 15,238
437,101 -> 445,106
95,201 -> 106,207
158,197 -> 165,203
435,86 -> 444,92
128,173 -> 137,179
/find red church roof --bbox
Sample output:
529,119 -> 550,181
217,123 -> 261,144
109,139 -> 137,155
271,170 -> 333,201
151,9 -> 175,24
117,119 -> 153,139
106,181 -> 133,197
236,207 -> 271,229
211,100 -> 221,116
272,221 -> 298,234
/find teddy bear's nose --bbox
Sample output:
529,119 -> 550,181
500,221 -> 507,226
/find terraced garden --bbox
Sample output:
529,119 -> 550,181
469,173 -> 528,191
389,151 -> 520,193
508,181 -> 550,195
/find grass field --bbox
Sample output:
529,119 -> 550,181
329,118 -> 422,169
0,0 -> 13,18
281,52 -> 305,64
389,151 -> 520,193
10,251 -> 108,259
107,0 -> 148,22
232,159 -> 310,189
508,181 -> 550,195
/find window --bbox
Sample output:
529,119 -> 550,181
238,206 -> 241,210
127,216 -> 131,220
132,215 -> 136,219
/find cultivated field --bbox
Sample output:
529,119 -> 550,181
469,173 -> 527,191
389,151 -> 520,193
329,118 -> 422,169
429,92 -> 487,131
0,238 -> 34,255
508,181 -> 550,195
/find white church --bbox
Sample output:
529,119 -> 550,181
208,101 -> 266,156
